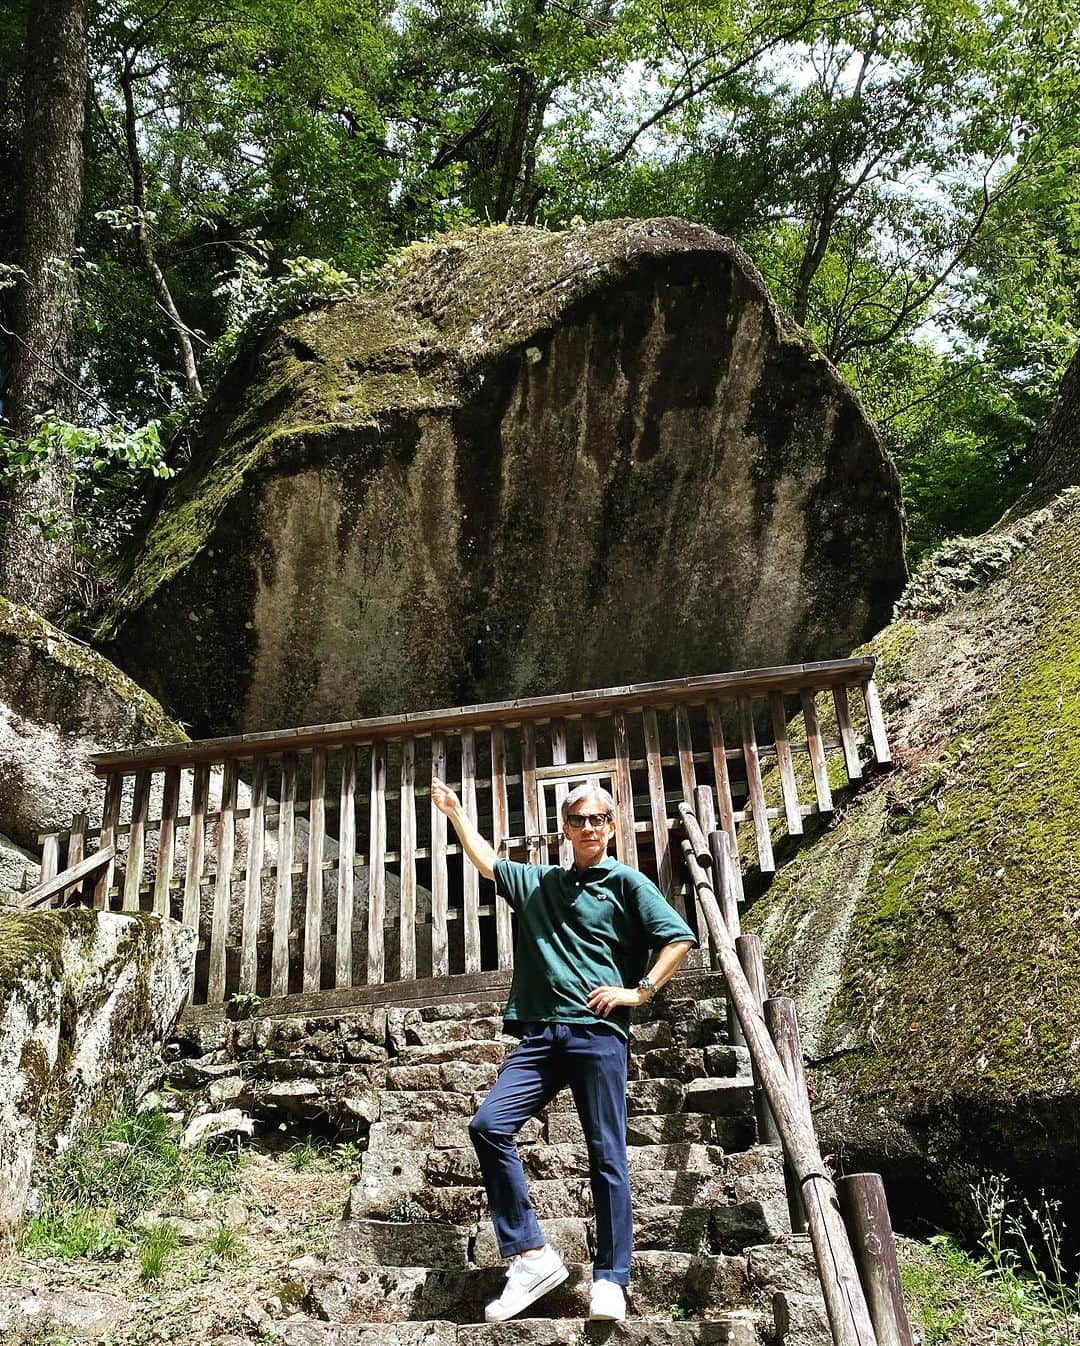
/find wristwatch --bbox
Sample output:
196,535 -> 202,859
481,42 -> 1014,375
636,975 -> 655,999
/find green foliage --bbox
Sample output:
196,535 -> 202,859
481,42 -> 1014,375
205,1224 -> 245,1261
20,1106 -> 239,1262
138,1222 -> 179,1281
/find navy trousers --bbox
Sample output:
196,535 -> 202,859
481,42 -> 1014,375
468,1021 -> 632,1285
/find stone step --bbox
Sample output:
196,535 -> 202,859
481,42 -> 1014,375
281,1313 -> 760,1346
306,1252 -> 750,1324
419,1143 -> 722,1187
347,1147 -> 787,1225
388,1042 -> 746,1083
377,1078 -> 755,1126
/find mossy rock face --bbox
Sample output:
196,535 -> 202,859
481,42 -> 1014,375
103,219 -> 905,734
0,909 -> 196,1251
0,596 -> 186,857
748,487 -> 1080,1232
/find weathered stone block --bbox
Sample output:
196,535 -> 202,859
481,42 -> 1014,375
329,1218 -> 471,1269
471,1217 -> 590,1268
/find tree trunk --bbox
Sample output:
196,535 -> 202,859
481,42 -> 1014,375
1028,345 -> 1080,503
0,0 -> 87,613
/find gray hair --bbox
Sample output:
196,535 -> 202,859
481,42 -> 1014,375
560,781 -> 616,822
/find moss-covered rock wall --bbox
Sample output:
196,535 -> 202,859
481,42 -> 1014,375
102,220 -> 906,735
0,909 -> 196,1250
747,488 -> 1080,1232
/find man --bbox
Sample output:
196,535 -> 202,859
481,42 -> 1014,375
430,776 -> 697,1324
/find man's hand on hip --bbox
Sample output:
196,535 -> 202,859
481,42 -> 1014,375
588,985 -> 646,1017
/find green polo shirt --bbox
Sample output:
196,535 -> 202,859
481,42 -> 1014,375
493,854 -> 698,1040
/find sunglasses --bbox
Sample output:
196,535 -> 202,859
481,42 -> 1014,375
565,812 -> 613,829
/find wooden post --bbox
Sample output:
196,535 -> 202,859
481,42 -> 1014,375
675,706 -> 697,801
64,813 -> 86,904
521,722 -> 543,866
430,733 -> 449,978
123,770 -> 152,911
271,754 -> 296,998
398,740 -> 416,982
861,680 -> 892,767
643,708 -> 673,896
707,826 -> 744,1048
612,711 -> 638,866
679,838 -> 879,1346
461,729 -> 481,974
834,686 -> 863,782
551,718 -> 572,867
335,746 -> 358,988
182,764 -> 209,1000
94,772 -> 124,910
305,748 -> 328,994
738,697 -> 775,873
765,997 -> 812,1233
153,770 -> 180,918
367,742 -> 387,987
837,1174 -> 915,1346
706,701 -> 739,857
736,932 -> 781,1146
769,692 -> 804,837
801,690 -> 834,814
208,760 -> 237,1005
39,833 -> 60,895
581,714 -> 600,788
490,726 -> 513,969
240,756 -> 267,995
692,786 -> 717,957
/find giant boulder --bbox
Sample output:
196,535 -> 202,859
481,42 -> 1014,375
103,219 -> 905,735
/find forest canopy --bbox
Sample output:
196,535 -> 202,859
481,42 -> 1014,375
1,0 -> 1078,613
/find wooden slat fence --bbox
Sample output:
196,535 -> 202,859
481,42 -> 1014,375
31,658 -> 890,1010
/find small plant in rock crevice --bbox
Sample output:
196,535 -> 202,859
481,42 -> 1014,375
139,1223 -> 179,1280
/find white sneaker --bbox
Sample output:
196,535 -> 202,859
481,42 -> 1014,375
484,1246 -> 569,1323
589,1279 -> 627,1321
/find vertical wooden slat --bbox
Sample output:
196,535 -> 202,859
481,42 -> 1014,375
801,690 -> 833,814
739,697 -> 775,874
367,743 -> 387,986
769,692 -> 804,837
520,722 -> 543,866
692,785 -> 717,957
94,772 -> 123,909
240,757 -> 267,994
490,726 -> 513,969
430,734 -> 449,978
123,770 -> 152,911
736,932 -> 780,1145
304,749 -> 328,993
398,741 -> 417,982
550,717 -> 572,866
612,711 -> 638,866
182,765 -> 209,955
861,678 -> 892,766
64,813 -> 86,904
335,747 -> 357,988
271,754 -> 296,998
675,706 -> 697,801
705,701 -> 744,904
581,715 -> 600,788
461,730 -> 481,973
642,708 -> 672,895
705,702 -> 738,847
834,685 -> 863,781
153,771 -> 179,917
40,834 -> 60,888
208,761 -> 237,1005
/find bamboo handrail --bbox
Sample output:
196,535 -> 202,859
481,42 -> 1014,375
677,802 -> 878,1346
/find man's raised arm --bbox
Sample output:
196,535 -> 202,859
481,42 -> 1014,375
431,777 -> 499,881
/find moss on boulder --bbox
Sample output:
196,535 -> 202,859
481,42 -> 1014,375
102,219 -> 905,734
748,488 -> 1080,1231
0,595 -> 186,859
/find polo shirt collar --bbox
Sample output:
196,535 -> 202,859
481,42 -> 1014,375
570,854 -> 618,878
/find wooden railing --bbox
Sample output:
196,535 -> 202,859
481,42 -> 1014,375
34,658 -> 890,1009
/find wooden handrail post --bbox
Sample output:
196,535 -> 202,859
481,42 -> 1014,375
837,1174 -> 915,1346
679,837 -> 878,1346
765,996 -> 811,1233
736,932 -> 781,1147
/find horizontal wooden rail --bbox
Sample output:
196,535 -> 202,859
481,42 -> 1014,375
89,658 -> 877,774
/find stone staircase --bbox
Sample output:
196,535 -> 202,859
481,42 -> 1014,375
170,973 -> 829,1346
